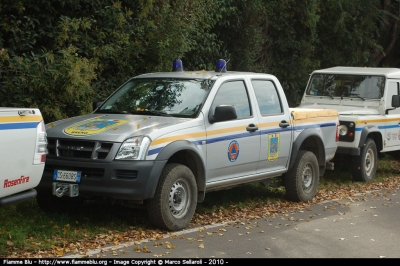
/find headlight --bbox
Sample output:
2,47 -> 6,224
115,136 -> 151,160
338,125 -> 348,136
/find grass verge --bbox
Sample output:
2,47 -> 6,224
1,155 -> 400,258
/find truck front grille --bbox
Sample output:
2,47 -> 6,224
47,138 -> 116,160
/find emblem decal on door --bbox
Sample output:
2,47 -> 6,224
227,140 -> 240,162
268,133 -> 280,161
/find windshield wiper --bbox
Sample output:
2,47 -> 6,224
147,110 -> 173,117
129,109 -> 172,117
94,109 -> 127,114
350,93 -> 365,101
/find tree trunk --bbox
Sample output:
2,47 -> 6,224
373,0 -> 400,66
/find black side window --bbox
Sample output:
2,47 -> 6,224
211,80 -> 251,119
388,81 -> 400,99
252,80 -> 282,115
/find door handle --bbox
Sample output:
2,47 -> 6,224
246,123 -> 259,132
279,121 -> 290,128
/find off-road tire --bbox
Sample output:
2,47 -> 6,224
352,138 -> 377,182
284,150 -> 319,202
147,163 -> 197,231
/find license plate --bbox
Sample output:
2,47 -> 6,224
53,170 -> 81,183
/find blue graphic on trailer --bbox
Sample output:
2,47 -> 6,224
227,140 -> 240,162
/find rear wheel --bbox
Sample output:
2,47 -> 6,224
147,163 -> 197,231
284,150 -> 319,202
352,138 -> 377,182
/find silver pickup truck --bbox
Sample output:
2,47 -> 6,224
0,108 -> 47,207
37,59 -> 339,230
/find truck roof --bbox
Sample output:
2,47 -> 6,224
312,66 -> 400,79
136,70 -> 275,80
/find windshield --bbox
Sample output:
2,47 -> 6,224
306,74 -> 385,99
96,78 -> 214,118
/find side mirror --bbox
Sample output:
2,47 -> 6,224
208,105 -> 237,124
392,95 -> 400,108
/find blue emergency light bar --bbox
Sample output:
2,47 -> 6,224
215,59 -> 227,73
172,59 -> 183,72
172,59 -> 228,72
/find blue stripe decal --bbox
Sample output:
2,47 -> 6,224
0,122 -> 38,130
260,127 -> 292,135
355,124 -> 400,131
147,122 -> 337,156
206,131 -> 260,145
148,147 -> 163,156
320,123 -> 337,128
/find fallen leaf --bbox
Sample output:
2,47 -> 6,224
199,243 -> 204,249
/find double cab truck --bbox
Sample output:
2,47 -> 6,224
299,66 -> 400,182
0,108 -> 47,207
37,59 -> 339,231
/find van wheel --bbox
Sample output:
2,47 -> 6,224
284,150 -> 319,202
147,163 -> 197,231
352,138 -> 377,182
36,192 -> 84,213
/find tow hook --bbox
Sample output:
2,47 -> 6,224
52,182 -> 79,197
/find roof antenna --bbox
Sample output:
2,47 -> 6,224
215,59 -> 229,74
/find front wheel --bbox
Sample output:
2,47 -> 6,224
147,163 -> 197,231
284,150 -> 319,202
352,138 -> 377,182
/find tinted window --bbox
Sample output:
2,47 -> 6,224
211,80 -> 251,119
98,78 -> 213,118
306,74 -> 385,99
252,80 -> 282,115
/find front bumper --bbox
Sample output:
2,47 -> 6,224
37,158 -> 167,201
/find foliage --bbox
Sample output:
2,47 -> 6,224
0,0 -> 399,120
262,0 -> 321,102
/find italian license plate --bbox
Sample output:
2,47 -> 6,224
53,170 -> 81,183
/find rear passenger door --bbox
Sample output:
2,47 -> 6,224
205,80 -> 261,183
251,79 -> 293,174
